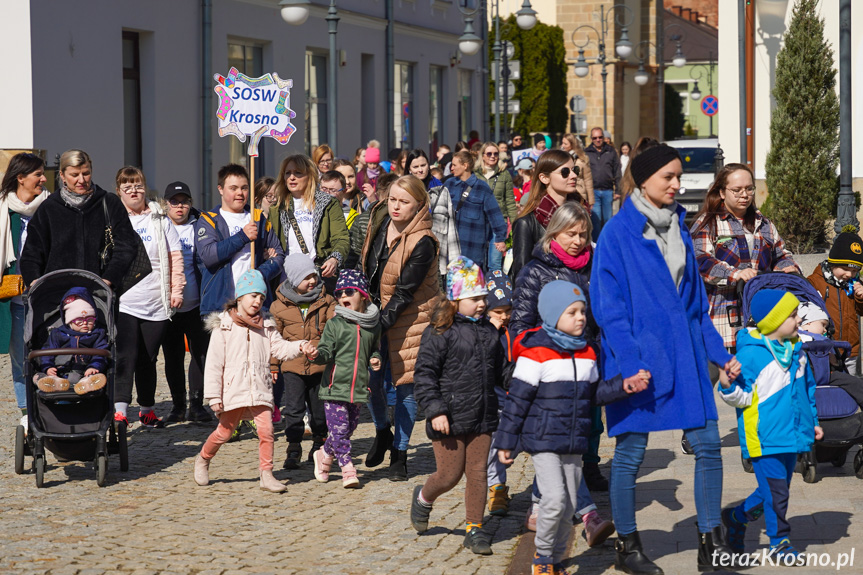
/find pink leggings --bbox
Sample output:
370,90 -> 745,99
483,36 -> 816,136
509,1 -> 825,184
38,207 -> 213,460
200,405 -> 274,471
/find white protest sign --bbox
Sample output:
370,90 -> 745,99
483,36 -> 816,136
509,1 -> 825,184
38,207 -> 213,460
213,67 -> 297,156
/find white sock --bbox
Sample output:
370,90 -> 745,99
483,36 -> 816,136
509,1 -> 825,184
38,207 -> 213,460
140,406 -> 153,414
114,402 -> 129,416
417,490 -> 433,507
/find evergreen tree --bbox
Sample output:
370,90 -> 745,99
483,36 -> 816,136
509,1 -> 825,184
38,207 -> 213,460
764,0 -> 839,253
664,84 -> 685,140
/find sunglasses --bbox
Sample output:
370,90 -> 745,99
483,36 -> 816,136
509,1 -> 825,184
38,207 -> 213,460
334,288 -> 359,298
554,166 -> 579,178
70,315 -> 97,326
168,197 -> 191,206
484,152 -> 499,157
591,136 -> 604,141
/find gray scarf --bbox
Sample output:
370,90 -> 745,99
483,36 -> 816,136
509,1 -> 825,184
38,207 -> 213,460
60,186 -> 94,208
334,302 -> 380,330
278,281 -> 322,304
631,188 -> 686,287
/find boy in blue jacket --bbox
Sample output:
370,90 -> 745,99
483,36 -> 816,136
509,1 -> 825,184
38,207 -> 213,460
719,289 -> 822,564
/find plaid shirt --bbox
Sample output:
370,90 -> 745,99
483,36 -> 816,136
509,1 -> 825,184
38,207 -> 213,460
444,174 -> 508,268
691,210 -> 799,347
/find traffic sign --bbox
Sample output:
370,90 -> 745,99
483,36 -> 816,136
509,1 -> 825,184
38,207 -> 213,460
499,81 -> 516,98
701,95 -> 718,117
569,95 -> 586,113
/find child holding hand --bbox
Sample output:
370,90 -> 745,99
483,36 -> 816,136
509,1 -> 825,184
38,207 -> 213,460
305,269 -> 382,488
194,270 -> 312,493
719,289 -> 821,563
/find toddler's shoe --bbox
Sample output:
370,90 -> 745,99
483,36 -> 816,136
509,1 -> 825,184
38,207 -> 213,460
721,507 -> 748,553
488,483 -> 511,516
36,376 -> 70,393
272,407 -> 282,425
138,410 -> 165,428
312,448 -> 333,482
73,374 -> 107,395
259,469 -> 287,493
283,442 -> 302,470
341,462 -> 360,488
524,502 -> 538,532
193,454 -> 210,486
463,526 -> 493,555
770,539 -> 802,566
532,553 -> 554,574
410,485 -> 432,533
582,510 -> 615,547
303,412 -> 312,438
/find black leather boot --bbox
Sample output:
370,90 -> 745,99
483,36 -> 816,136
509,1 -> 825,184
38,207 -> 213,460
187,392 -> 212,422
698,525 -> 750,572
614,531 -> 664,575
165,403 -> 186,423
389,449 -> 408,481
365,427 -> 394,468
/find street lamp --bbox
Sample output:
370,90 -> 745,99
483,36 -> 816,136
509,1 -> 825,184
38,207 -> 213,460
281,0 -> 339,149
514,0 -> 538,31
569,4 -> 634,132
633,62 -> 650,86
628,26 -> 686,141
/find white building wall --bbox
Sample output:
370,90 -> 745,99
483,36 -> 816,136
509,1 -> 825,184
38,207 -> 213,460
0,0 -> 35,149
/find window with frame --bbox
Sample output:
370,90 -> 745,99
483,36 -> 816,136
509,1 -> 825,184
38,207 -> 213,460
458,70 -> 473,142
394,62 -> 414,149
122,31 -> 142,168
305,51 -> 328,155
227,42 -> 265,174
429,66 -> 444,158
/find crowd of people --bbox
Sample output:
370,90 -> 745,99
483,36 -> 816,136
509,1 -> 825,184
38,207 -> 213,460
2,126 -> 853,573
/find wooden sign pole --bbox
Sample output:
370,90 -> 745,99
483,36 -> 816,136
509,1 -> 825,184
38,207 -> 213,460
250,155 -> 256,269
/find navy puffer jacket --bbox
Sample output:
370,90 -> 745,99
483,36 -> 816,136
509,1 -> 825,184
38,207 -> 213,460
493,328 -> 599,455
510,243 -> 595,339
414,315 -> 503,440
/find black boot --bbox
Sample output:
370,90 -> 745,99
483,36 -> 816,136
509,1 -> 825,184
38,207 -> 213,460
463,526 -> 493,555
614,531 -> 664,575
165,403 -> 186,423
365,427 -> 394,468
187,392 -> 212,422
389,449 -> 408,481
697,525 -> 750,572
307,438 -> 325,463
283,442 -> 302,470
410,485 -> 431,533
583,461 -> 609,492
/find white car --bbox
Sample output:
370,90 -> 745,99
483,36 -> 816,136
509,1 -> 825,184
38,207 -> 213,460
665,138 -> 719,225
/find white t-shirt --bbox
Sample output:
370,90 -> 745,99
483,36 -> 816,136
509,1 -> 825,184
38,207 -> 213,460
11,213 -> 31,306
287,199 -> 316,261
220,209 -> 252,295
120,213 -> 182,321
172,217 -> 200,313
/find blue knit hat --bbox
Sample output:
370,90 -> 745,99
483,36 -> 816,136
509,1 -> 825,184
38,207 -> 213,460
235,269 -> 267,299
335,268 -> 370,300
446,256 -> 487,301
538,280 -> 586,328
750,289 -> 800,334
485,270 -> 513,311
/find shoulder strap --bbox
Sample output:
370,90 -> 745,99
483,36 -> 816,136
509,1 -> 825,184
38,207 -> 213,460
455,186 -> 473,214
286,209 -> 309,254
101,197 -> 111,228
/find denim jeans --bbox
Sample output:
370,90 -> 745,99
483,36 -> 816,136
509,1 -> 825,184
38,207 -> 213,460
591,189 -> 614,241
367,338 -> 392,431
487,242 -> 504,273
10,302 -> 27,410
610,419 -> 722,535
394,383 -> 417,450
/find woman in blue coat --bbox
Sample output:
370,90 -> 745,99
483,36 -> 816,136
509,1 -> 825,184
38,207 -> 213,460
590,144 -> 741,574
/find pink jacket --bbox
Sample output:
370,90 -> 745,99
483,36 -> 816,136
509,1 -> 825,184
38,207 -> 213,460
203,312 -> 306,412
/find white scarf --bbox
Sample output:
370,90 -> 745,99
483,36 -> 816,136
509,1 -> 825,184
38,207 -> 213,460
0,190 -> 49,271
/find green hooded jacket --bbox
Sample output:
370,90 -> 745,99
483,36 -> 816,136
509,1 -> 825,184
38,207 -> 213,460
313,313 -> 382,404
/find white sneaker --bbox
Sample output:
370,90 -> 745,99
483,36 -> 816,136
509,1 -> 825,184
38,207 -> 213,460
19,415 -> 27,435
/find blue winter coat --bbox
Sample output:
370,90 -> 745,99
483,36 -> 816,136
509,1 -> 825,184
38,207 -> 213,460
195,206 -> 285,315
493,328 -> 599,455
720,329 -> 818,458
589,197 -> 731,436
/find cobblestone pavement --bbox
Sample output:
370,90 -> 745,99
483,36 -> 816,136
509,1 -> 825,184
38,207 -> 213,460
3,352 -> 862,574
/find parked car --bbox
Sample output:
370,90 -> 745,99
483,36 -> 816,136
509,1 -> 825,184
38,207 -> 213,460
665,138 -> 718,226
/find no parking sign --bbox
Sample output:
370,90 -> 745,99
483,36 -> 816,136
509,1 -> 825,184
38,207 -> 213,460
701,95 -> 718,117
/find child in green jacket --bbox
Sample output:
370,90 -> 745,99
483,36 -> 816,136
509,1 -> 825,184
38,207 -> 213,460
306,269 -> 381,488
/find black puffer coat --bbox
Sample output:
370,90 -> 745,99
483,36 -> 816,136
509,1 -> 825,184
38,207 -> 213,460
510,243 -> 596,340
414,315 -> 503,440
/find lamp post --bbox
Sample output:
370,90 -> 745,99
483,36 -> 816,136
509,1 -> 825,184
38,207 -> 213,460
571,4 -> 634,133
836,0 -> 856,232
689,57 -> 716,137
281,0 -> 339,149
630,29 -> 687,141
457,0 -> 536,143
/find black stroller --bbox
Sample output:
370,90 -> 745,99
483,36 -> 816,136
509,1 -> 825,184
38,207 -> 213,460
737,272 -> 863,482
13,270 -> 128,487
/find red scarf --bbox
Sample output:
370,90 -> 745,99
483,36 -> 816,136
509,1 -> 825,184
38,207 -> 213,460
550,240 -> 591,271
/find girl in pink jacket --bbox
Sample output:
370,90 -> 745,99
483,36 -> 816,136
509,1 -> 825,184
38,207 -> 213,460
193,270 -> 312,493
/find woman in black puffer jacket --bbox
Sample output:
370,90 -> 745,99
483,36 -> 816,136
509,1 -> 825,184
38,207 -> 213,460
411,256 -> 504,556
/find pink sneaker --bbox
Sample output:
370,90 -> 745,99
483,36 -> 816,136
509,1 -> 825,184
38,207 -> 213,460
312,448 -> 333,483
272,408 -> 282,424
582,511 -> 615,547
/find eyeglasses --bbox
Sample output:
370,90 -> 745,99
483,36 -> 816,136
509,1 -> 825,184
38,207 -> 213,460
554,166 -> 579,179
318,159 -> 333,166
591,136 -> 604,141
726,186 -> 756,197
334,288 -> 358,298
168,197 -> 191,206
70,315 -> 97,326
321,186 -> 344,194
120,184 -> 145,194
484,152 -> 499,158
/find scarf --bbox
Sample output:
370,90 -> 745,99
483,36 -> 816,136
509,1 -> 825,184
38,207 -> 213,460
366,165 -> 382,179
60,185 -> 94,208
0,190 -> 48,271
550,241 -> 591,271
279,281 -> 323,304
821,260 -> 858,297
764,336 -> 795,371
334,302 -> 380,329
230,308 -> 264,329
456,312 -> 480,323
541,323 -> 586,351
631,188 -> 686,288
534,193 -> 560,228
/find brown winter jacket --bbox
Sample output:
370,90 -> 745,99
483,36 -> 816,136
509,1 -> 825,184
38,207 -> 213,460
807,265 -> 863,357
269,288 -> 336,375
361,203 -> 443,386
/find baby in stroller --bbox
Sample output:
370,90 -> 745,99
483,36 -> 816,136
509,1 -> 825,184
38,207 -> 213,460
34,287 -> 109,396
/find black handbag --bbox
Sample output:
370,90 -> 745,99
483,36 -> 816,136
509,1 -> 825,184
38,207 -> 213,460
99,198 -> 152,293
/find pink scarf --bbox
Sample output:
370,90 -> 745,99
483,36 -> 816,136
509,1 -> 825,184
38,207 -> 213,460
550,241 -> 591,271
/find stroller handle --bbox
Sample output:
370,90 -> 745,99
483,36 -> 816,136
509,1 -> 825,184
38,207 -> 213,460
27,348 -> 111,360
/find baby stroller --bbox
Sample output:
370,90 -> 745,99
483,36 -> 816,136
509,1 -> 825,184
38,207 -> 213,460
13,270 -> 128,487
737,272 -> 863,482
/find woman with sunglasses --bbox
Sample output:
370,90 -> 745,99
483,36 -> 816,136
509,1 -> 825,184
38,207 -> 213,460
0,153 -> 50,428
690,163 -> 799,354
476,142 -> 517,273
560,133 -> 595,212
112,167 -> 186,429
510,150 -> 582,280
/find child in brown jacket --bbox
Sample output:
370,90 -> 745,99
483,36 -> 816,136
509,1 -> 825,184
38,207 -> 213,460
270,253 -> 337,468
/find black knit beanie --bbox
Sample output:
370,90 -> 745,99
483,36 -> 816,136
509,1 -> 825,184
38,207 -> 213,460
630,144 -> 682,188
829,230 -> 863,269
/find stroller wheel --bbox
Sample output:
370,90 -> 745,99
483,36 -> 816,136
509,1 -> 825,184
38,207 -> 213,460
117,421 -> 129,472
95,454 -> 107,487
802,458 -> 818,484
854,450 -> 863,479
741,455 -> 753,473
34,455 -> 46,488
14,426 -> 26,475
